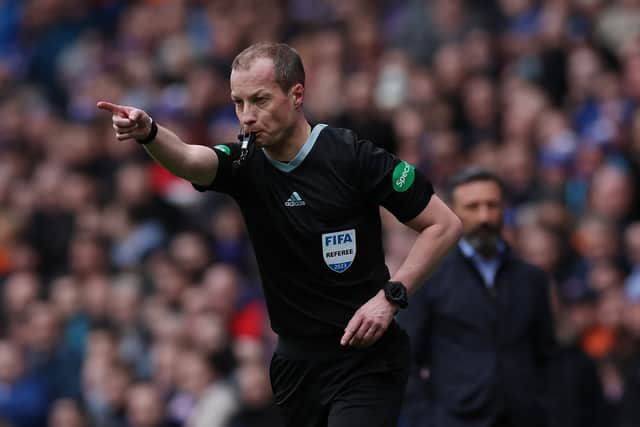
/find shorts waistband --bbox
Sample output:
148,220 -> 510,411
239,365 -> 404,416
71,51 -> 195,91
276,322 -> 401,359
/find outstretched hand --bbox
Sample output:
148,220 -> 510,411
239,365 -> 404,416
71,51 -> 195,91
97,101 -> 153,141
340,290 -> 397,348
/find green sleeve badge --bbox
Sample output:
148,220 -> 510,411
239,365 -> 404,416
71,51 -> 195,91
392,161 -> 415,192
214,145 -> 231,156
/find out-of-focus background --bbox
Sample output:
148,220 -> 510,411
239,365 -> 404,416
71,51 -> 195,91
1,0 -> 640,426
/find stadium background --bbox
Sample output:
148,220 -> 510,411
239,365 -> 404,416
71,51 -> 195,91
1,0 -> 640,426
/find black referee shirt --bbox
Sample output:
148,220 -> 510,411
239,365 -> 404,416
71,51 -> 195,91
194,125 -> 433,339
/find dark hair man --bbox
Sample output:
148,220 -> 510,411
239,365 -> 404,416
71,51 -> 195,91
98,42 -> 462,427
399,167 -> 557,427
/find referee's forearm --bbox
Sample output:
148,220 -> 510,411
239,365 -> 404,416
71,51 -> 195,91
143,125 -> 217,185
390,221 -> 460,296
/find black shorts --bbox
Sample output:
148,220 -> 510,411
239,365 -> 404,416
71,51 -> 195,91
269,323 -> 410,427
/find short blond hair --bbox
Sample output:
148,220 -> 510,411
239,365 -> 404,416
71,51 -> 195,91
232,42 -> 305,92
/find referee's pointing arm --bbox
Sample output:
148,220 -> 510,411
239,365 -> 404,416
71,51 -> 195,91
96,101 -> 219,187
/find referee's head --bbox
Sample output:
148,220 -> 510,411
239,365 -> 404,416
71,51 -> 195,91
229,42 -> 308,148
232,42 -> 305,93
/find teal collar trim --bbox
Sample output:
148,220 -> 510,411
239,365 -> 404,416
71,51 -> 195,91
263,123 -> 327,172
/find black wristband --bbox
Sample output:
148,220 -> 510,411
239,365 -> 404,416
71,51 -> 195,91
136,119 -> 158,145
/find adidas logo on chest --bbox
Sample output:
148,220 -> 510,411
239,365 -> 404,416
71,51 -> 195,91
284,191 -> 306,207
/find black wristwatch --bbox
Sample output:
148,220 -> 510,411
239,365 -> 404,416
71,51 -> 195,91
383,281 -> 408,309
136,119 -> 158,145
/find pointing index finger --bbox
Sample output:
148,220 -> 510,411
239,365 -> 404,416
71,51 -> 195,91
96,101 -> 130,117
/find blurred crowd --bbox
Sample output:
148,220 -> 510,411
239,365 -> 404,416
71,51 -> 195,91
1,0 -> 640,426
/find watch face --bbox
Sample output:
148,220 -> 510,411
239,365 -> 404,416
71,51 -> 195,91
391,283 -> 403,298
386,281 -> 408,308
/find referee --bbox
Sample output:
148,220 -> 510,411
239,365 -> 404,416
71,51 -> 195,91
98,43 -> 462,427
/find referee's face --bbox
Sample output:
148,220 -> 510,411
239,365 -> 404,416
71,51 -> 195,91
230,57 -> 302,148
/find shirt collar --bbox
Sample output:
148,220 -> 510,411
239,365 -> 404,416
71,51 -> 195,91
458,237 -> 505,260
262,123 -> 327,173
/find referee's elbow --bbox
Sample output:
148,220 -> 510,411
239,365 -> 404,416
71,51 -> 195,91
446,212 -> 463,245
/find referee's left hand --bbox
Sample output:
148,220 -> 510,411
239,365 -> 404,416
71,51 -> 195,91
341,290 -> 397,347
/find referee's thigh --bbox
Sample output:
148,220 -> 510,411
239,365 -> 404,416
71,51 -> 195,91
328,334 -> 410,427
327,367 -> 409,427
270,353 -> 327,427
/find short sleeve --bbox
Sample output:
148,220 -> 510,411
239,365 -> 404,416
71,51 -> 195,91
355,139 -> 433,223
192,143 -> 242,194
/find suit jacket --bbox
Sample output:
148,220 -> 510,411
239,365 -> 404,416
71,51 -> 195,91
399,246 -> 558,427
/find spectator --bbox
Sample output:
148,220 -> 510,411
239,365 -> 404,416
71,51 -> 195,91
23,302 -> 82,400
201,264 -> 265,341
550,281 -> 607,427
228,362 -> 283,427
48,398 -> 87,427
109,274 -> 149,377
148,339 -> 180,401
167,349 -> 237,427
334,71 -> 398,154
588,164 -> 636,225
1,271 -> 40,336
624,222 -> 640,298
0,340 -> 49,427
125,383 -> 174,427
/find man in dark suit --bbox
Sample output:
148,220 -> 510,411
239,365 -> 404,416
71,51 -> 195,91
399,167 -> 558,427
